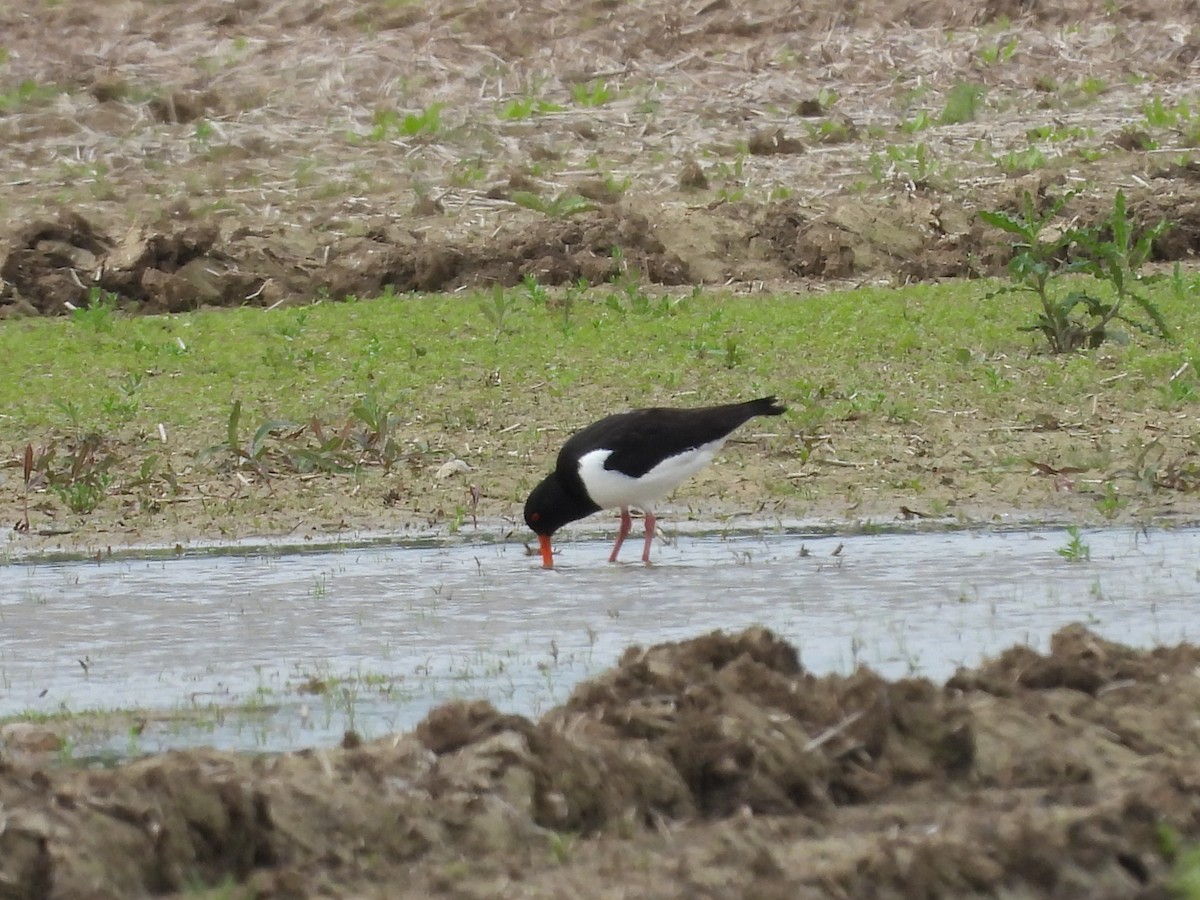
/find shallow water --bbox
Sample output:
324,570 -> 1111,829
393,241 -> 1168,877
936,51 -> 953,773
1,525 -> 1197,756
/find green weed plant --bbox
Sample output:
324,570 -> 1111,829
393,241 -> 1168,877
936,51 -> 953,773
982,189 -> 1171,353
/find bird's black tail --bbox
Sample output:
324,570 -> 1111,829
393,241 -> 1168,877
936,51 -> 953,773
747,395 -> 787,417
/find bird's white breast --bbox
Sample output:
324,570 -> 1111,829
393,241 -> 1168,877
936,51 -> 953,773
576,439 -> 726,510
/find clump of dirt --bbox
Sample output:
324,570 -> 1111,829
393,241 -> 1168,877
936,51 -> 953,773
0,213 -> 270,315
757,193 -> 1014,280
558,626 -> 972,816
949,622 -> 1200,696
465,205 -> 691,287
321,204 -> 691,299
0,206 -> 690,316
0,213 -> 112,316
3,624 -> 1199,899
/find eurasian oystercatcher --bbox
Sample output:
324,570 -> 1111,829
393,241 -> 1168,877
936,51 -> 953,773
524,396 -> 787,568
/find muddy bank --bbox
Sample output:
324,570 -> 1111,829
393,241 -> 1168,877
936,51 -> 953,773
0,207 -> 694,317
3,168 -> 1199,319
2,624 -> 1199,898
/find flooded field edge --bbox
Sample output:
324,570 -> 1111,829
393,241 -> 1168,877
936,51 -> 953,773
2,624 -> 1200,899
4,523 -> 1198,765
5,511 -> 1198,566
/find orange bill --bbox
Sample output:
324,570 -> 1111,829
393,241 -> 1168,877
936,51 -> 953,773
538,534 -> 554,569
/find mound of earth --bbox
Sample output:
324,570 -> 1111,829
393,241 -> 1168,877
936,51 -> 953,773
0,208 -> 692,317
2,623 -> 1199,898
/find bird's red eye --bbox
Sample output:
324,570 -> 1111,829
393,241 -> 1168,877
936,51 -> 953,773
530,512 -> 540,522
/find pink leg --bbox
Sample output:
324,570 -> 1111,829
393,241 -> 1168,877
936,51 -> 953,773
641,511 -> 656,564
608,507 -> 633,562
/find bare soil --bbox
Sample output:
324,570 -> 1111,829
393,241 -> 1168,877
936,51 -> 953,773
3,1 -> 1200,897
3,625 -> 1200,899
3,0 -> 1200,549
4,0 -> 1200,316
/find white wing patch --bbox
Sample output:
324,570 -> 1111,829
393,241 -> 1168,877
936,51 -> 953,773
576,438 -> 727,510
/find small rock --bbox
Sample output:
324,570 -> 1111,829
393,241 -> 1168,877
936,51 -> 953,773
678,158 -> 708,190
436,459 -> 472,480
748,128 -> 805,156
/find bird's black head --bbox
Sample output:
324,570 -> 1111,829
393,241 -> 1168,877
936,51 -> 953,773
524,473 -> 599,536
